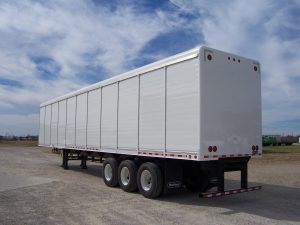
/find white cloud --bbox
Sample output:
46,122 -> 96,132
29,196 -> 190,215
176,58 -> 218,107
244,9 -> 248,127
0,113 -> 39,136
0,0 -> 170,78
0,0 -> 299,135
0,0 -> 175,135
171,0 -> 300,134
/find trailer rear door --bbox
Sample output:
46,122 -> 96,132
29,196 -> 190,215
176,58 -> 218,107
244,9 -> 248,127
200,47 -> 262,159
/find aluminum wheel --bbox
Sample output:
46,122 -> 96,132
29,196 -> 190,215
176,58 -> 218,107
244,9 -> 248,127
140,169 -> 152,191
104,163 -> 113,182
120,166 -> 130,186
118,160 -> 138,192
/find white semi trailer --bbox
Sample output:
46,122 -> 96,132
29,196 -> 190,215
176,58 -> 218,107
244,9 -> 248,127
39,46 -> 262,198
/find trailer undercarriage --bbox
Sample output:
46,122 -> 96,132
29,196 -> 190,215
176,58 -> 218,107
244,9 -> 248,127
60,149 -> 261,198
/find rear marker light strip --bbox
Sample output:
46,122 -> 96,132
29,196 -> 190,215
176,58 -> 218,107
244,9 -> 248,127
203,153 -> 261,159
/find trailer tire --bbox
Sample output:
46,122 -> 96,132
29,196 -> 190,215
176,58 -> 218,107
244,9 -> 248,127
118,160 -> 138,192
103,158 -> 119,187
137,162 -> 163,198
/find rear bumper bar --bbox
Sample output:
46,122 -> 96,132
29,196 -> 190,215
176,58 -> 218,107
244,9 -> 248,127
200,186 -> 262,198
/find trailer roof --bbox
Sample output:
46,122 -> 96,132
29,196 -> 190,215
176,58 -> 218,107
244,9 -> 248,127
40,46 -> 201,107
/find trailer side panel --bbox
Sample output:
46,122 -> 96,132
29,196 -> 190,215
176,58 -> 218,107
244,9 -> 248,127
39,106 -> 45,145
118,76 -> 139,152
44,105 -> 51,146
58,100 -> 67,147
76,93 -> 88,148
101,83 -> 118,151
166,59 -> 199,153
50,102 -> 58,146
139,68 -> 165,152
66,97 -> 76,147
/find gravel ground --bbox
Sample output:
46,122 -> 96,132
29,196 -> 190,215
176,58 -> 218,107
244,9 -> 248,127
0,144 -> 299,225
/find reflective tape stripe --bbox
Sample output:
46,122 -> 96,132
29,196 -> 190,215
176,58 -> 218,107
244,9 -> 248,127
200,186 -> 262,198
203,153 -> 261,159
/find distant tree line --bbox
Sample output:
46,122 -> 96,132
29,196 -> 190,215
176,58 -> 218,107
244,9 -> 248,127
0,135 -> 38,141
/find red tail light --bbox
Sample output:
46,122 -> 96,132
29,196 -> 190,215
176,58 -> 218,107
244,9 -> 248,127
208,146 -> 213,152
207,54 -> 212,61
252,145 -> 256,151
255,145 -> 259,151
213,146 -> 217,152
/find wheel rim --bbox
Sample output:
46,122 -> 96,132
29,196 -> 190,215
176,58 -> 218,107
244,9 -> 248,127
141,169 -> 152,191
104,164 -> 113,181
120,166 -> 130,186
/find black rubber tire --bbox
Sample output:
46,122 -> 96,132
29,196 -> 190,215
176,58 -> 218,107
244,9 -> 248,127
118,160 -> 138,192
137,162 -> 163,198
103,158 -> 119,187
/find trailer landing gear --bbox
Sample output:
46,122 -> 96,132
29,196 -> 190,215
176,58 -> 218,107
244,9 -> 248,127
62,149 -> 69,170
79,152 -> 88,169
62,149 -> 95,170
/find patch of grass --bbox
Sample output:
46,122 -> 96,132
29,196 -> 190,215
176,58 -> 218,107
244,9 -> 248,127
0,140 -> 38,147
263,144 -> 300,153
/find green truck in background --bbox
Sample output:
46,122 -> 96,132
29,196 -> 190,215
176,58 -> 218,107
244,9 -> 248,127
262,136 -> 277,146
262,135 -> 298,146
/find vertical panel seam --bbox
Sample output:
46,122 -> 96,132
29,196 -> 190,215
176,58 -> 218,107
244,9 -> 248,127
100,88 -> 102,150
164,66 -> 167,153
44,107 -> 46,144
117,82 -> 119,151
65,99 -> 67,147
43,107 -> 46,145
86,92 -> 89,149
44,106 -> 47,145
49,105 -> 52,146
57,102 -> 59,147
38,108 -> 40,144
137,74 -> 140,151
75,96 -> 77,146
198,53 -> 201,159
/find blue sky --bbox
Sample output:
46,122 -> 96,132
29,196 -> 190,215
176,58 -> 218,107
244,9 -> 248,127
0,0 -> 299,136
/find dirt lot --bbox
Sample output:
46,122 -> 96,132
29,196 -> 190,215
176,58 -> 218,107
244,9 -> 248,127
0,144 -> 299,225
